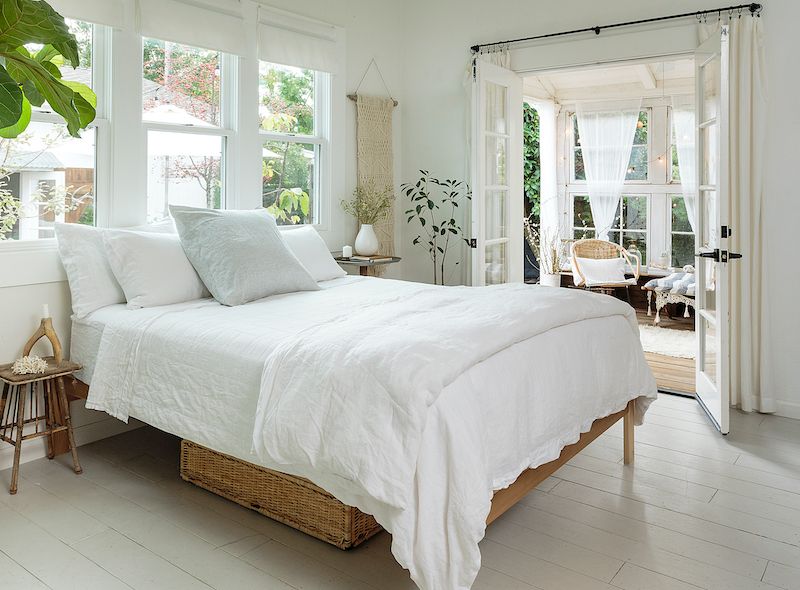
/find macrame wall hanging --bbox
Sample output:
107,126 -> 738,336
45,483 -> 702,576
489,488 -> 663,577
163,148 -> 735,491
348,58 -> 397,275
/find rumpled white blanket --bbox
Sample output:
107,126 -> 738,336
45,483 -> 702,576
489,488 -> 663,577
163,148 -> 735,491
85,278 -> 656,590
251,281 -> 655,589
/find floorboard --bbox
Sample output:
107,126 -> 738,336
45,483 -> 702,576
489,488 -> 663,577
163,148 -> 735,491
0,394 -> 796,590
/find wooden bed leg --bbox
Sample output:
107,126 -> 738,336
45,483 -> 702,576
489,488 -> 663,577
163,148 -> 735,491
623,400 -> 635,465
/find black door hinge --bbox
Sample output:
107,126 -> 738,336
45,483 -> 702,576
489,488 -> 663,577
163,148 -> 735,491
469,238 -> 477,248
721,225 -> 731,239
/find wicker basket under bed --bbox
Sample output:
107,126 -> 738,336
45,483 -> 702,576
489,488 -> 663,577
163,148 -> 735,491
180,440 -> 382,549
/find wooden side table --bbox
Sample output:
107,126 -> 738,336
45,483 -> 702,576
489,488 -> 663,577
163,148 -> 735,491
0,357 -> 83,494
334,256 -> 401,276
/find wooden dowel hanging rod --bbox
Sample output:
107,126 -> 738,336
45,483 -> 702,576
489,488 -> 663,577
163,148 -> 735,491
347,94 -> 398,107
470,3 -> 763,53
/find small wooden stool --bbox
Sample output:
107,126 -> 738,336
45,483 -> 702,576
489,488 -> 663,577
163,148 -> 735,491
0,358 -> 83,494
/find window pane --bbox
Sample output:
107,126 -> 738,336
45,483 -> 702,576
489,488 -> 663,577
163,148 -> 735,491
622,195 -> 647,230
626,145 -> 647,180
1,123 -> 96,240
147,131 -> 222,222
262,140 -> 316,225
633,111 -> 648,145
573,195 -> 593,228
574,148 -> 585,180
143,38 -> 221,127
573,228 -> 594,240
671,195 -> 693,233
259,62 -> 315,135
672,233 -> 695,268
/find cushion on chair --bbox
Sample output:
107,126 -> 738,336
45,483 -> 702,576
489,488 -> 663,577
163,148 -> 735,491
573,256 -> 628,287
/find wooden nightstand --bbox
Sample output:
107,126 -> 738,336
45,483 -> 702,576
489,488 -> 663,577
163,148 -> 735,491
334,256 -> 401,276
0,357 -> 83,494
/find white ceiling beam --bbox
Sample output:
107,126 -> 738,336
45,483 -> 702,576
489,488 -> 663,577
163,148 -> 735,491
635,64 -> 657,90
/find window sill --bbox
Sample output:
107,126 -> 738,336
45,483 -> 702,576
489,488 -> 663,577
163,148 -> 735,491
0,241 -> 65,288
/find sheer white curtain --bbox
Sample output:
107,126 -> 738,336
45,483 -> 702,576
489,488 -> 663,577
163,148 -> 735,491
576,100 -> 641,240
671,96 -> 698,233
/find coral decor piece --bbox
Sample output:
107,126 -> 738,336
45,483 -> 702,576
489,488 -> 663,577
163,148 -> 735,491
11,355 -> 48,375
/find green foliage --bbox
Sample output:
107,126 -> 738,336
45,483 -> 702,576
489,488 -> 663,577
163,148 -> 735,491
0,0 -> 95,138
267,188 -> 310,225
340,181 -> 393,225
260,65 -> 314,135
402,171 -> 471,285
523,103 -> 541,223
262,141 -> 314,225
0,187 -> 21,239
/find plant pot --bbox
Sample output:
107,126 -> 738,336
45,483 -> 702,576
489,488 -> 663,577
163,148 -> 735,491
354,224 -> 380,256
539,273 -> 561,288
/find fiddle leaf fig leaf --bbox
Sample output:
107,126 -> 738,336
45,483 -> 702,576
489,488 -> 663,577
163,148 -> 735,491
0,94 -> 31,138
0,64 -> 23,129
0,0 -> 79,67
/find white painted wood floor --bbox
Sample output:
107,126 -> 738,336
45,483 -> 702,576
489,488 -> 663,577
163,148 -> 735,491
1,393 -> 799,590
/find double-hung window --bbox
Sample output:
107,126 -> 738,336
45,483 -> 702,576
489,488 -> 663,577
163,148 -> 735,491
1,19 -> 108,241
142,38 -> 231,222
258,61 -> 329,225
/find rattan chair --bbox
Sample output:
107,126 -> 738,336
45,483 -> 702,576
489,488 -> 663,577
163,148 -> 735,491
571,239 -> 640,301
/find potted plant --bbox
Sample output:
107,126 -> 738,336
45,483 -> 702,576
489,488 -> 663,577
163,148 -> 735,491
341,181 -> 394,256
524,215 -> 566,287
402,171 -> 471,285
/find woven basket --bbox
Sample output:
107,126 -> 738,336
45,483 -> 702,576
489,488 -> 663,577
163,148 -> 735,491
180,440 -> 382,549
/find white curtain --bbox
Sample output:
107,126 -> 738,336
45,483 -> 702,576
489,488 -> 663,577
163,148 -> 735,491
576,100 -> 641,241
700,17 -> 771,413
671,96 -> 698,233
726,17 -> 772,413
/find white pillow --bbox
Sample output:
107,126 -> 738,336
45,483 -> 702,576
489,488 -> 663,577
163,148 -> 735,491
170,205 -> 319,306
127,218 -> 178,234
279,226 -> 346,282
55,223 -> 126,318
103,229 -> 209,309
574,256 -> 627,286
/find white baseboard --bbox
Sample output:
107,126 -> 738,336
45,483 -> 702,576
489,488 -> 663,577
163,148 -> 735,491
0,414 -> 143,473
775,399 -> 800,420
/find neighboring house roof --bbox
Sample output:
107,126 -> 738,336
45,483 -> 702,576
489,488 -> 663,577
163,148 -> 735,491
6,151 -> 64,171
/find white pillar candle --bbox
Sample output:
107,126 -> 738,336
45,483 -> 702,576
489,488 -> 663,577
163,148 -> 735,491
342,245 -> 353,259
42,303 -> 50,318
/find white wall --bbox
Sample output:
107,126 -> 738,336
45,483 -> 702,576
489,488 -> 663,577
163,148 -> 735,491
398,0 -> 799,416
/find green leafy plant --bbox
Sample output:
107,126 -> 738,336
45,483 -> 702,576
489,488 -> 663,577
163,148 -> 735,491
0,0 -> 96,138
340,180 -> 393,225
267,187 -> 310,225
523,103 -> 541,223
402,171 -> 471,285
0,185 -> 21,239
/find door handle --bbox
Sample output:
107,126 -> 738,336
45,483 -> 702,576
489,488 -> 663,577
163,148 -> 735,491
696,249 -> 720,262
728,252 -> 743,260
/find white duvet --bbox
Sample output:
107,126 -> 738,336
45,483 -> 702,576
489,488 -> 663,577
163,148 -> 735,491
85,277 -> 656,590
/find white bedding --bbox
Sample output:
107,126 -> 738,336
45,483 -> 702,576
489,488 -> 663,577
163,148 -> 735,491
81,276 -> 656,590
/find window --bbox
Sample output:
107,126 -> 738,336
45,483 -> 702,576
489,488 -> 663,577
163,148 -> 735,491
670,195 -> 694,267
572,194 -> 648,263
573,110 -> 649,182
1,19 -> 100,241
143,38 -> 227,222
259,61 -> 327,225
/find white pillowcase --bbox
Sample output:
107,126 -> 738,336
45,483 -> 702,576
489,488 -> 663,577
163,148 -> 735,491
279,226 -> 346,282
55,223 -> 126,318
573,256 -> 627,286
103,229 -> 208,309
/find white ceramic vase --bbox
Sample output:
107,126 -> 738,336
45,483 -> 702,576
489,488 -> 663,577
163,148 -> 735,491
354,224 -> 380,256
539,273 -> 561,288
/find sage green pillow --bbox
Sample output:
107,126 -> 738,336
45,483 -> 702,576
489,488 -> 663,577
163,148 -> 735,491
170,206 -> 319,306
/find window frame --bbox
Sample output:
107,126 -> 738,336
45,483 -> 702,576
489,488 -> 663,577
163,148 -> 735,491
0,19 -> 111,250
570,191 -> 651,263
257,63 -> 331,228
668,193 -> 695,268
141,38 -> 235,222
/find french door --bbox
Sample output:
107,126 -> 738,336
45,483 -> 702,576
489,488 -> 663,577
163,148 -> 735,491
471,59 -> 524,285
694,26 -> 734,434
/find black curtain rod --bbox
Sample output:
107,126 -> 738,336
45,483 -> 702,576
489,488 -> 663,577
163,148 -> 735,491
470,3 -> 763,53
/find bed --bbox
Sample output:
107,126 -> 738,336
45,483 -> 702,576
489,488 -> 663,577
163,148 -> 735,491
70,275 -> 656,590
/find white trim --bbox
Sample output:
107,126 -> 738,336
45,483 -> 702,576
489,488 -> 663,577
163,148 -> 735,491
774,399 -> 800,420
